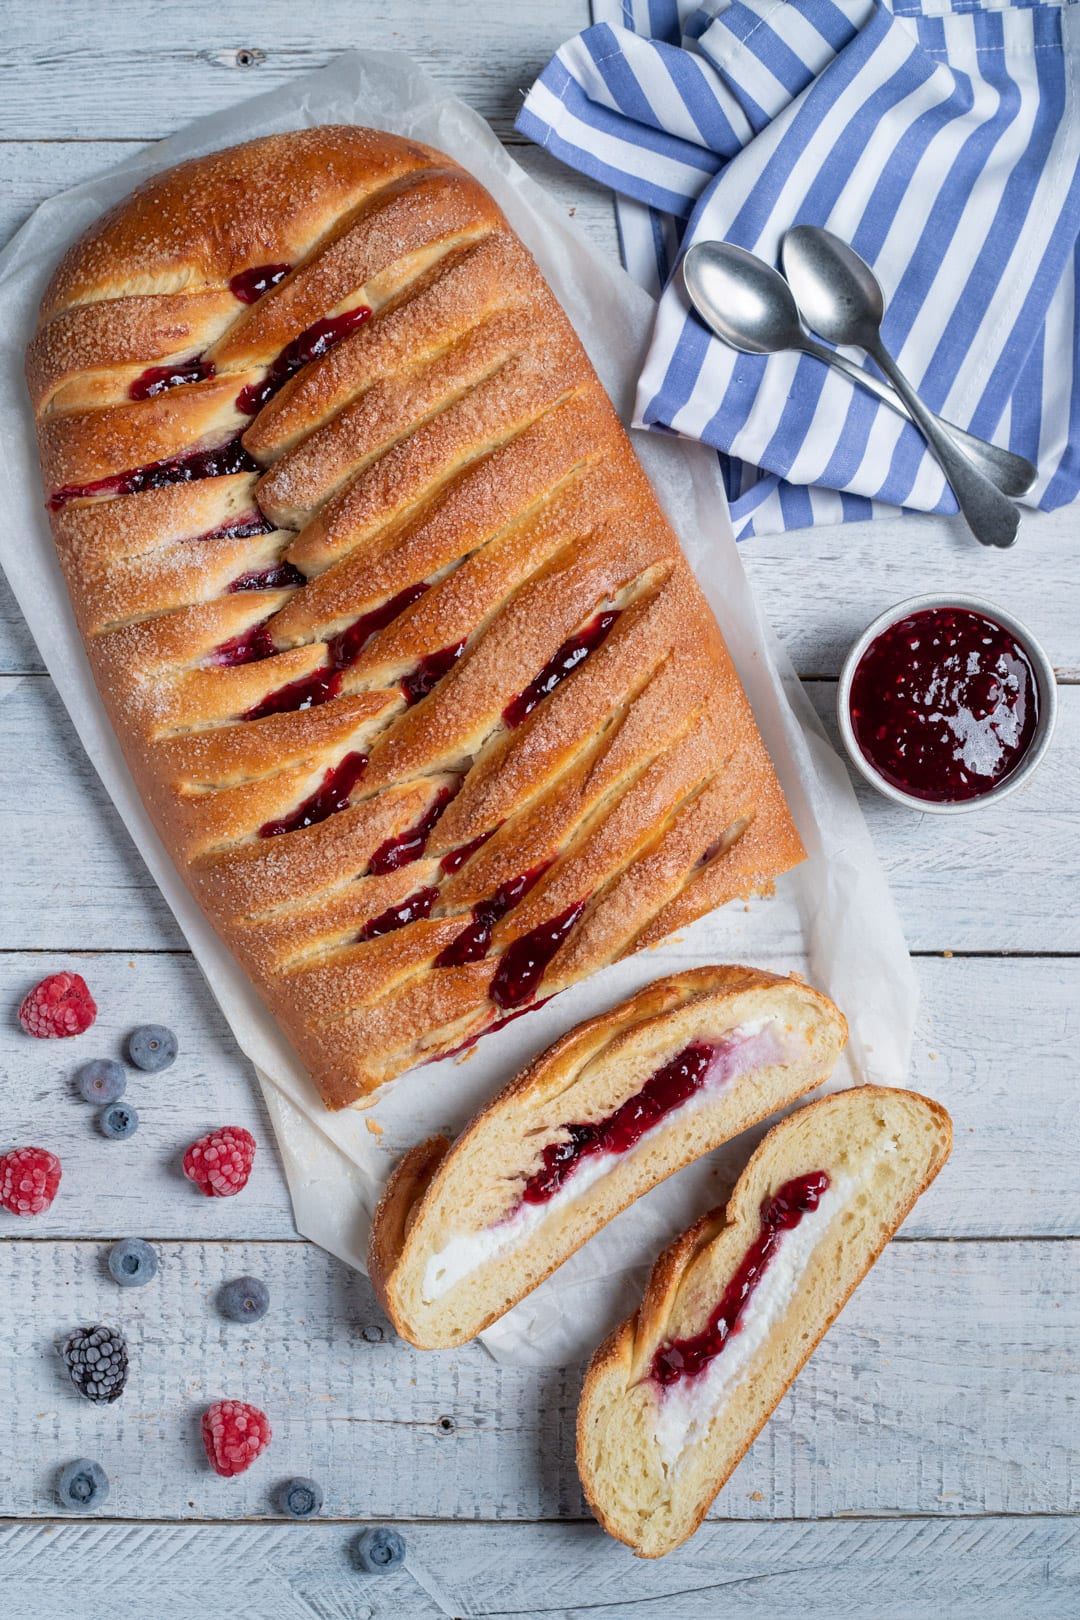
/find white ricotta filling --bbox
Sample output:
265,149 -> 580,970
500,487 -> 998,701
420,1020 -> 783,1305
652,1140 -> 898,1472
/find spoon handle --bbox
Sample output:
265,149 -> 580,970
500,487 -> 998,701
864,339 -> 1019,548
799,336 -> 1035,499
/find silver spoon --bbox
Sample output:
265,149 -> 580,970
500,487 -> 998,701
682,240 -> 1035,501
780,226 -> 1020,548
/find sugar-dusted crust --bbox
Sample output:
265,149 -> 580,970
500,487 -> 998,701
577,1085 -> 952,1557
27,126 -> 804,1109
369,965 -> 847,1347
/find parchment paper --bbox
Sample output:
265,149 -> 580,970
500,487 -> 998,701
0,50 -> 917,1367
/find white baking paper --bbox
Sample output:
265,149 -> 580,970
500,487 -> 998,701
0,50 -> 917,1367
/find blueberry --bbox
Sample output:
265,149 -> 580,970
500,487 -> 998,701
274,1475 -> 323,1519
76,1059 -> 126,1106
107,1238 -> 158,1287
352,1526 -> 406,1573
99,1102 -> 139,1140
218,1275 -> 269,1322
128,1025 -> 177,1072
58,1458 -> 109,1511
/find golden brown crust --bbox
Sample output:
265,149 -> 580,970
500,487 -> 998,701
576,1085 -> 953,1556
369,965 -> 848,1347
27,126 -> 804,1109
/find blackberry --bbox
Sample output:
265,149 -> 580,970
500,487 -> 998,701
62,1324 -> 128,1403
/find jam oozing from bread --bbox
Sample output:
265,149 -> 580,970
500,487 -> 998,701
229,263 -> 292,304
243,667 -> 343,720
520,1033 -> 777,1206
228,562 -> 306,592
438,827 -> 498,876
48,436 -> 260,509
503,611 -> 619,729
259,750 -> 368,838
197,512 -> 276,542
367,787 -> 455,875
650,1170 -> 831,1388
328,582 -> 430,670
401,641 -> 467,706
490,898 -> 589,1007
129,357 -> 216,400
357,885 -> 439,942
849,607 -> 1038,802
434,860 -> 553,968
212,623 -> 277,667
236,307 -> 372,415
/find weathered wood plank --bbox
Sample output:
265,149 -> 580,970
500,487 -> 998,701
2,1517 -> 1077,1620
1,946 -> 1077,1242
741,502 -> 1080,681
2,673 -> 1076,954
0,2 -> 587,142
0,1238 -> 1076,1522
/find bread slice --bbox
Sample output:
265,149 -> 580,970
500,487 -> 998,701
369,965 -> 848,1348
577,1084 -> 951,1557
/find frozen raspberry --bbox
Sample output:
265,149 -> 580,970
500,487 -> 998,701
183,1127 -> 256,1198
18,972 -> 96,1038
0,1146 -> 62,1216
201,1399 -> 271,1477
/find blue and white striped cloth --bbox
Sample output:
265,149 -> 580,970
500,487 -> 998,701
517,0 -> 1080,536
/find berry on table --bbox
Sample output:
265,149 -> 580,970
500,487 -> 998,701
274,1476 -> 323,1519
76,1058 -> 126,1105
352,1526 -> 406,1573
128,1024 -> 178,1072
18,972 -> 96,1038
107,1238 -> 159,1288
62,1324 -> 128,1404
183,1127 -> 256,1197
0,1146 -> 61,1216
57,1458 -> 109,1511
100,1101 -> 139,1140
201,1400 -> 271,1477
218,1275 -> 269,1322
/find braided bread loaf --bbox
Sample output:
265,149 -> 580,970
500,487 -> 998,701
26,127 -> 803,1108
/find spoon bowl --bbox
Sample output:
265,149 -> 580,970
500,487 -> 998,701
682,241 -> 803,355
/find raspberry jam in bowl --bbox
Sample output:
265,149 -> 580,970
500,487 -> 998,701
837,594 -> 1056,814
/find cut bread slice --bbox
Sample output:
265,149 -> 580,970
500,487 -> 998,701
369,965 -> 848,1348
577,1084 -> 952,1558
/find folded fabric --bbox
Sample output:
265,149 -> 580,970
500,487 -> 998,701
518,0 -> 1080,536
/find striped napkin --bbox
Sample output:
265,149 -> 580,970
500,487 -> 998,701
517,0 -> 1080,537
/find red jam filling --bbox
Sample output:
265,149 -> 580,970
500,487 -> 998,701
401,641 -> 467,706
434,860 -> 553,969
212,622 -> 277,667
356,885 -> 440,943
433,995 -> 554,1064
197,512 -> 276,542
438,826 -> 498,877
48,436 -> 260,509
243,667 -> 342,721
489,898 -> 588,1009
650,1170 -> 831,1389
367,787 -> 455,876
327,582 -> 430,671
228,561 -> 305,593
503,610 -> 620,729
236,306 -> 372,415
259,750 -> 368,838
129,356 -> 216,400
229,263 -> 292,304
849,607 -> 1039,803
520,1033 -> 771,1206
238,580 -> 430,720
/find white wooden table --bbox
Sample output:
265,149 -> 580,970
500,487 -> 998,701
1,6 -> 1077,1616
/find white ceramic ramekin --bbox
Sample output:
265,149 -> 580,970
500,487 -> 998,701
836,593 -> 1057,814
